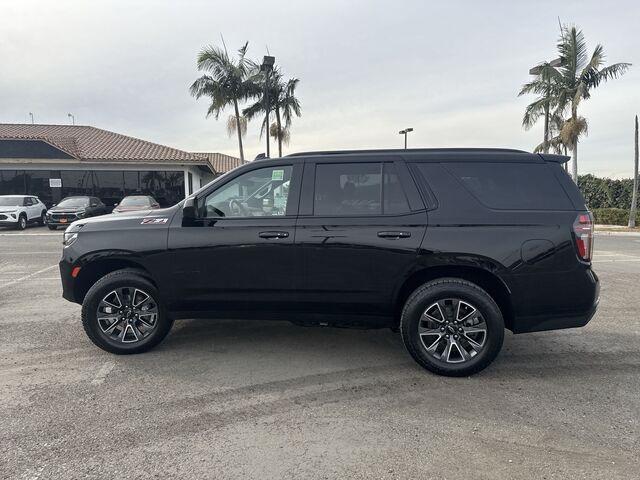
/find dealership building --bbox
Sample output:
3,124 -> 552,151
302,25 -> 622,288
0,123 -> 245,207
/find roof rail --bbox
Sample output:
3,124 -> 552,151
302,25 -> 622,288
286,148 -> 528,157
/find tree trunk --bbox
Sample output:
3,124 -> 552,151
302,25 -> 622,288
233,99 -> 244,161
629,115 -> 639,228
275,107 -> 283,157
571,142 -> 578,183
543,100 -> 550,154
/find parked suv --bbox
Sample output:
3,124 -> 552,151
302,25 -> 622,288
47,196 -> 108,230
59,149 -> 599,376
0,195 -> 47,229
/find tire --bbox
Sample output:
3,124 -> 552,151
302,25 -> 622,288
39,211 -> 47,226
48,225 -> 57,230
16,214 -> 27,230
81,269 -> 173,354
400,278 -> 504,377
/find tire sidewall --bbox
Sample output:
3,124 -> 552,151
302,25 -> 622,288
401,280 -> 504,376
82,272 -> 171,353
40,211 -> 47,225
17,215 -> 27,230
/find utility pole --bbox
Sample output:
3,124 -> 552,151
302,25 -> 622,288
629,115 -> 639,228
68,113 -> 75,125
29,112 -> 34,124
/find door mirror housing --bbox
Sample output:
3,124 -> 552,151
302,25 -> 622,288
182,197 -> 197,224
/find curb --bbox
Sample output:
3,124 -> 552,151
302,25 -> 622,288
594,230 -> 640,237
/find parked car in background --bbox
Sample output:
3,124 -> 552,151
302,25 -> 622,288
46,196 -> 107,230
0,195 -> 47,230
59,148 -> 599,377
112,195 -> 160,214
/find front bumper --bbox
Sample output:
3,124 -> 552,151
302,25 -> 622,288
59,258 -> 77,303
0,220 -> 19,226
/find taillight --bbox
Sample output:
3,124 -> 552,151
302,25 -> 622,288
573,212 -> 594,262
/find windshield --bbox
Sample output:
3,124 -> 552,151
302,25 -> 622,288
57,197 -> 89,208
0,196 -> 23,207
120,196 -> 151,207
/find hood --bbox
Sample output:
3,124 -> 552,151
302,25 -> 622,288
71,205 -> 179,230
48,205 -> 88,213
0,207 -> 20,213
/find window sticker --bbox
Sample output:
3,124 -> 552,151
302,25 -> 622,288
272,169 -> 284,181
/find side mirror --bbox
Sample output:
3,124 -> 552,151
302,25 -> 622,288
52,204 -> 57,207
113,203 -> 119,207
182,197 -> 197,222
90,203 -> 98,208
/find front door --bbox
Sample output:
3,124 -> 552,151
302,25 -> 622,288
166,163 -> 302,317
295,160 -> 427,317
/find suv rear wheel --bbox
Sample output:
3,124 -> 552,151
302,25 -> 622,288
400,278 -> 504,377
81,270 -> 173,354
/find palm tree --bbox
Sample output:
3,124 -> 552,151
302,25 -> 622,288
243,69 -> 301,157
554,25 -> 630,181
190,42 -> 260,161
630,115 -> 638,228
519,62 -> 562,153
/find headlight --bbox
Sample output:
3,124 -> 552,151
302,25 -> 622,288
63,223 -> 85,247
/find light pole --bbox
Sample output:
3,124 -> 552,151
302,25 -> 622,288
529,58 -> 561,154
29,112 -> 34,124
67,113 -> 75,125
260,55 -> 275,158
399,128 -> 413,149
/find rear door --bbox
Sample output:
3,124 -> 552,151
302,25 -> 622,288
295,157 -> 427,317
25,197 -> 40,220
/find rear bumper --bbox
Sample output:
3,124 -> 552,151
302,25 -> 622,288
512,269 -> 600,334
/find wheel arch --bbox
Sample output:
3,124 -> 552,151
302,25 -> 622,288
395,265 -> 515,331
73,255 -> 157,303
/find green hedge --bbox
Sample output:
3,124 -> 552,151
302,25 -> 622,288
591,208 -> 629,226
578,174 -> 635,209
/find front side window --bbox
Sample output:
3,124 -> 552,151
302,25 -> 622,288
202,165 -> 292,218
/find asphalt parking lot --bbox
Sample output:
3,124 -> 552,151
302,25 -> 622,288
1,226 -> 639,479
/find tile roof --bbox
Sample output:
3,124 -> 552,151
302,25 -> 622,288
0,123 -> 205,164
195,152 -> 247,174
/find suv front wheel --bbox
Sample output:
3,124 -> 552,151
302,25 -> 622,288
400,278 -> 504,377
81,269 -> 173,354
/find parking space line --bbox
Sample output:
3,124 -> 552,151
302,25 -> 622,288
0,233 -> 61,236
0,264 -> 58,290
91,361 -> 116,385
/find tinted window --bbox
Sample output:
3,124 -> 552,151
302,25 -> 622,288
120,196 -> 151,207
444,163 -> 573,210
314,163 -> 382,216
203,166 -> 292,217
58,197 -> 90,208
383,163 -> 410,214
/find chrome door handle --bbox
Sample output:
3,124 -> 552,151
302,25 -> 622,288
259,231 -> 289,239
377,231 -> 411,239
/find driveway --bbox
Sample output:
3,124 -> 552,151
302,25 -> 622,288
1,227 -> 638,479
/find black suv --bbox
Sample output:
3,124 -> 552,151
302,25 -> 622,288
59,149 -> 599,376
47,196 -> 108,230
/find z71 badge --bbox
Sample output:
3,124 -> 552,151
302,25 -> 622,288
141,217 -> 168,225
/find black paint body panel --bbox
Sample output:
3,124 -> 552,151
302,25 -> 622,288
60,149 -> 599,334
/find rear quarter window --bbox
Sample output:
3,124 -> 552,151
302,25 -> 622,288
443,162 -> 573,210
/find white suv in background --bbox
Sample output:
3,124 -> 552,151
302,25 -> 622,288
0,195 -> 48,230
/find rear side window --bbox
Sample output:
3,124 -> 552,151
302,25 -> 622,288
313,162 -> 411,216
444,163 -> 573,210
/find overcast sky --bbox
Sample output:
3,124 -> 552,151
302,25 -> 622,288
1,0 -> 638,178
